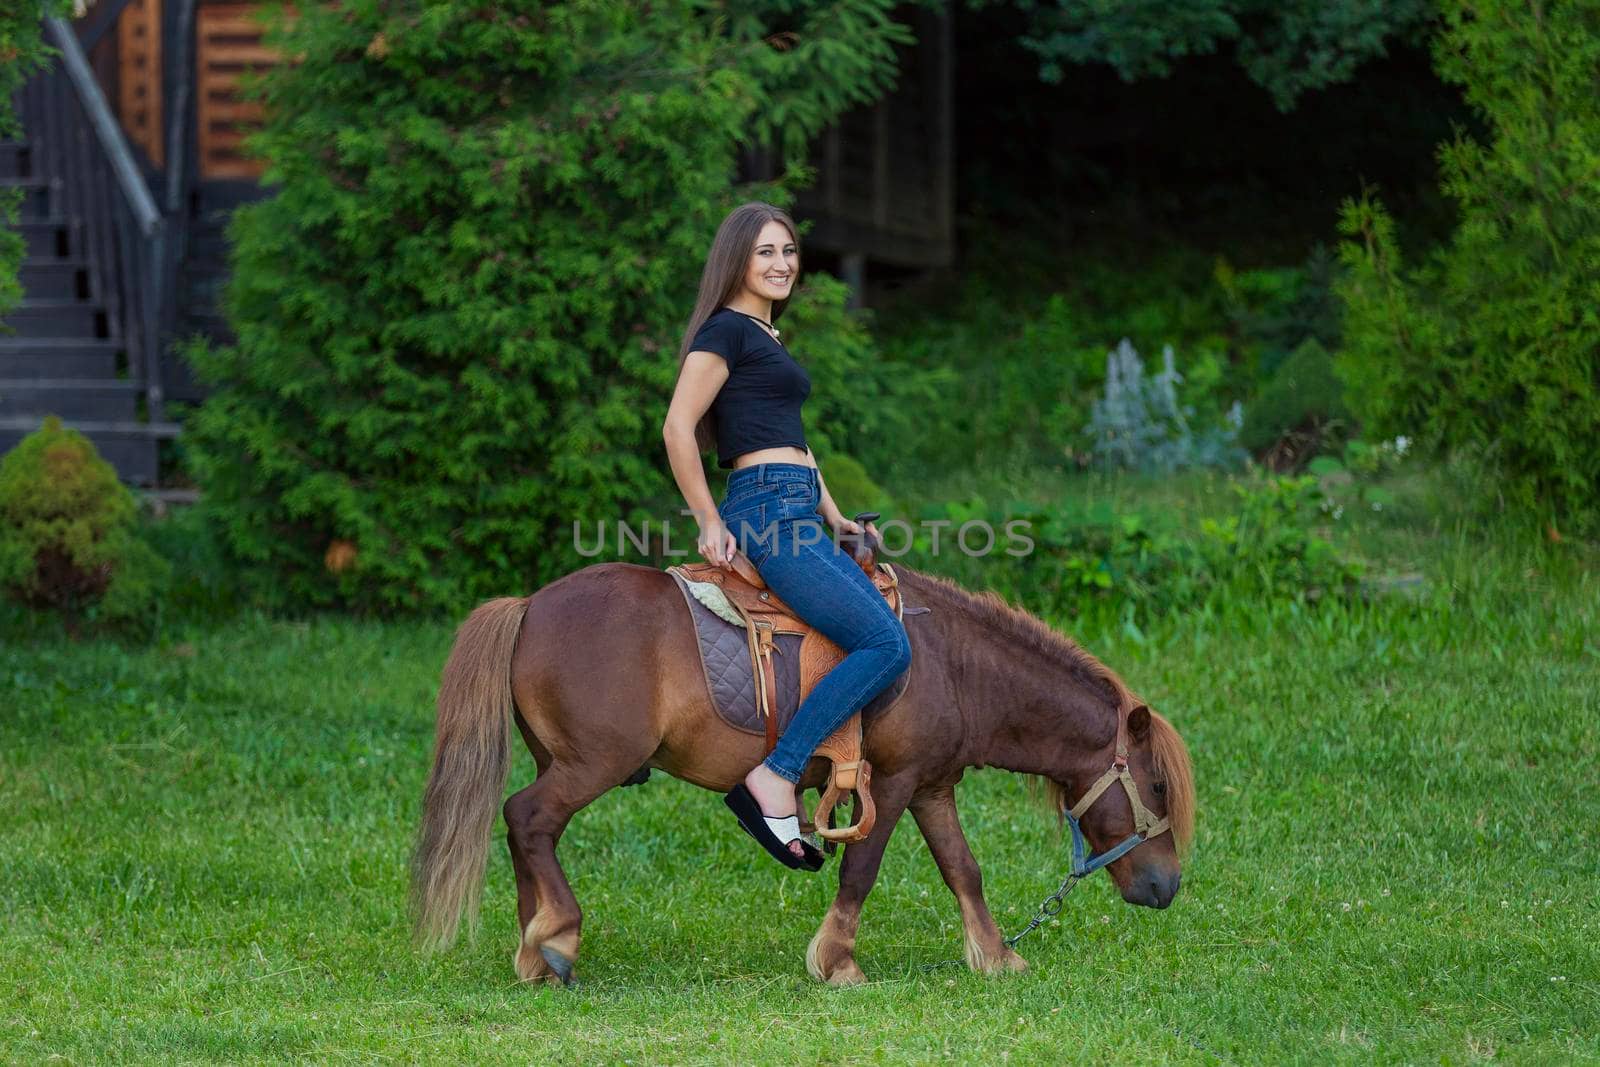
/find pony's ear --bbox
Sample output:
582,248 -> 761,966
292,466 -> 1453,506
1128,704 -> 1151,742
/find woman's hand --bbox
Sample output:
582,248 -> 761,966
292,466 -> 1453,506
829,515 -> 880,543
697,516 -> 738,569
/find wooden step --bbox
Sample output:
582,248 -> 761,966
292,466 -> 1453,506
180,312 -> 233,346
0,416 -> 179,487
0,142 -> 30,180
187,229 -> 232,262
195,178 -> 267,212
162,351 -> 210,405
0,299 -> 103,339
138,487 -> 202,511
12,218 -> 72,259
180,268 -> 228,306
0,379 -> 142,420
0,338 -> 121,378
181,253 -> 230,275
17,259 -> 89,301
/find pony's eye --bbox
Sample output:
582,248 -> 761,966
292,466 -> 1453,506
1152,781 -> 1167,796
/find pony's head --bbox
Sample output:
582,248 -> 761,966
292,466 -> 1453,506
1045,703 -> 1194,909
893,569 -> 1195,910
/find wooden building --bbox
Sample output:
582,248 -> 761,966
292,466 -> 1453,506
1,2 -> 953,487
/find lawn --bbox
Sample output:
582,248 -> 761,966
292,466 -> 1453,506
3,475 -> 1597,1064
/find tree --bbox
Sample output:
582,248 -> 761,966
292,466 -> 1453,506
1334,0 -> 1600,534
999,0 -> 1435,110
183,0 -> 916,613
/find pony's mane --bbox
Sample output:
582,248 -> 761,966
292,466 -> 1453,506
897,566 -> 1194,854
897,568 -> 1132,709
1148,710 -> 1195,854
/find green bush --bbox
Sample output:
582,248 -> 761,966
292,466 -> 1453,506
1190,473 -> 1362,604
1334,0 -> 1600,536
897,472 -> 1361,631
873,237 -> 1342,481
1303,436 -> 1410,522
807,449 -> 890,518
1240,337 -> 1350,458
181,0 -> 912,614
1013,0 -> 1433,111
1215,243 -> 1344,381
769,274 -> 937,485
136,504 -> 247,623
0,417 -> 170,631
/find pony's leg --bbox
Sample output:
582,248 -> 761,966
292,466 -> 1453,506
909,787 -> 1027,975
504,712 -> 553,967
502,760 -> 631,986
805,776 -> 913,987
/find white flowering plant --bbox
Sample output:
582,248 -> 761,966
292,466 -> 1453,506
1306,436 -> 1413,519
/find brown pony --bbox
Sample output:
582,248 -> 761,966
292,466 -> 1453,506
411,560 -> 1194,986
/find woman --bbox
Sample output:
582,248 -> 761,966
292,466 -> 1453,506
661,202 -> 914,871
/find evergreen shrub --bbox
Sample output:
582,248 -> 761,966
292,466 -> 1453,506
1334,0 -> 1600,535
1215,243 -> 1344,380
181,0 -> 913,613
0,417 -> 170,629
1240,338 -> 1350,460
137,504 -> 248,623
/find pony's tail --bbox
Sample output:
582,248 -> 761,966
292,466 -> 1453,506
410,596 -> 530,951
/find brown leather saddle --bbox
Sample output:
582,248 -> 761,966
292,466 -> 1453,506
665,515 -> 907,845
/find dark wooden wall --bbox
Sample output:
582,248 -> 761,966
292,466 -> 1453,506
790,3 -> 955,271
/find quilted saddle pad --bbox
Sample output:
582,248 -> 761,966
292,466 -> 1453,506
666,568 -> 911,738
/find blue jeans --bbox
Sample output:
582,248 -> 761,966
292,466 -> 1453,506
717,462 -> 914,784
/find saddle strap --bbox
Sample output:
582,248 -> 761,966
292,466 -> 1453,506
738,612 -> 762,725
756,620 -> 779,755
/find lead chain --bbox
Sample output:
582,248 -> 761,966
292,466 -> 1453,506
1002,871 -> 1083,949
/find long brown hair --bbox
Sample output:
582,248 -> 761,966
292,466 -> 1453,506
676,202 -> 802,456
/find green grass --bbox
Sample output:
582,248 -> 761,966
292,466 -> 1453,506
3,475 -> 1598,1064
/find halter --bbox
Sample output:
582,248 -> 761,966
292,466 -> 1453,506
1061,708 -> 1172,878
1001,706 -> 1176,951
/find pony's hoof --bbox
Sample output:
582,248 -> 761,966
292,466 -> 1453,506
515,941 -> 576,986
822,959 -> 866,987
973,948 -> 1028,975
539,945 -> 576,986
514,943 -> 549,984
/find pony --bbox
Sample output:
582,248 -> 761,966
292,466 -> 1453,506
411,561 -> 1194,985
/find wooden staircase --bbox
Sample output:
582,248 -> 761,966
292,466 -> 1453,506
0,138 -> 177,486
167,179 -> 266,404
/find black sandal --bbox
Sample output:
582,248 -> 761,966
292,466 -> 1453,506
724,784 -> 825,871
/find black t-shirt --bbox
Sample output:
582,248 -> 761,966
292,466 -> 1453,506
689,306 -> 812,469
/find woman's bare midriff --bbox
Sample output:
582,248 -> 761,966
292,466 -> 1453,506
731,445 -> 813,470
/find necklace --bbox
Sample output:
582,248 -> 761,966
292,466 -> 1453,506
725,307 -> 779,339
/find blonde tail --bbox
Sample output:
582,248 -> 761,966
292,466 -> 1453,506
410,596 -> 530,950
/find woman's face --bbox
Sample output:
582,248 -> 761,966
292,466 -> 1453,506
741,220 -> 797,304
